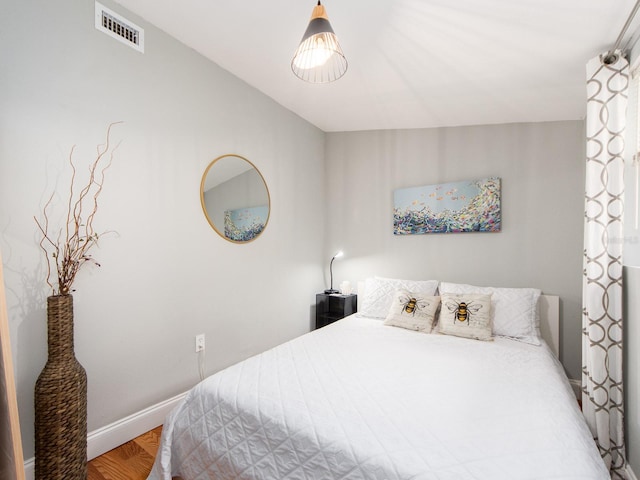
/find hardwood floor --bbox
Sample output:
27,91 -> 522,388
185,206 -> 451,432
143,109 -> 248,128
87,426 -> 162,480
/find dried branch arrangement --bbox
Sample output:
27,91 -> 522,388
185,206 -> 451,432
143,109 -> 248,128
35,123 -> 121,296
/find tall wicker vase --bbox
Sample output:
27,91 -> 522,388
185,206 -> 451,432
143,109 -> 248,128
34,294 -> 87,480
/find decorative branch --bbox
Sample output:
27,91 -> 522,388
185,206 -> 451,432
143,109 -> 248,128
34,122 -> 121,296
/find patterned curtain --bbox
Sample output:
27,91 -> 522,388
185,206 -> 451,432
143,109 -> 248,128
582,52 -> 629,479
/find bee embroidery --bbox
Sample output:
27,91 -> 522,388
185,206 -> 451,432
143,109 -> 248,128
445,300 -> 483,324
399,294 -> 429,316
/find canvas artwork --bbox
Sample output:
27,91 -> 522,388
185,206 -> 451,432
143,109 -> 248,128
224,205 -> 269,241
393,177 -> 501,234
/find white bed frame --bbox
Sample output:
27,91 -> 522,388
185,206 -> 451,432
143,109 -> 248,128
538,295 -> 560,357
355,281 -> 560,357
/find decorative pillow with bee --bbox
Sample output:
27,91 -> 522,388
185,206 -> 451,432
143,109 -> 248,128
439,282 -> 541,345
383,290 -> 441,332
439,293 -> 493,341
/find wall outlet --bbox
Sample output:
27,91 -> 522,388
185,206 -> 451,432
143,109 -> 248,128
195,334 -> 205,353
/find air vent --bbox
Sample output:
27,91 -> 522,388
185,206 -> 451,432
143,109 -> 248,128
95,1 -> 144,53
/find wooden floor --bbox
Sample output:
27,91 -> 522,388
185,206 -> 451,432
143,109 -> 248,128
87,426 -> 162,480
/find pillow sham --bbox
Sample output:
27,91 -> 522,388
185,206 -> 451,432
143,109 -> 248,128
360,276 -> 439,319
383,290 -> 440,332
439,293 -> 493,341
439,282 -> 541,345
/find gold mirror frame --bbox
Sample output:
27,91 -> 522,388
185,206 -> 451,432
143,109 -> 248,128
0,249 -> 25,480
200,154 -> 270,244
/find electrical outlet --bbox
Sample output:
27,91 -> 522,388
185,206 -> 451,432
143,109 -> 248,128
195,334 -> 205,353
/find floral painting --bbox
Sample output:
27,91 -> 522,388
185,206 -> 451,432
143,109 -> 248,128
393,177 -> 501,234
224,205 -> 268,242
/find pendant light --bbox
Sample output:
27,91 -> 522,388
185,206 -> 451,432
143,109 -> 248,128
291,1 -> 347,83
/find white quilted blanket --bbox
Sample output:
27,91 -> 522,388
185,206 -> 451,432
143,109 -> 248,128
148,316 -> 609,480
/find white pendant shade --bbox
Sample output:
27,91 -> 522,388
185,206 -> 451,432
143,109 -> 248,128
292,2 -> 347,83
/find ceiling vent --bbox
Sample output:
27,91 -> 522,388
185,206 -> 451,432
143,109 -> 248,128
95,1 -> 144,53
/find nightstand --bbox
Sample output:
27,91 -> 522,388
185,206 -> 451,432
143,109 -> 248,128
315,293 -> 357,329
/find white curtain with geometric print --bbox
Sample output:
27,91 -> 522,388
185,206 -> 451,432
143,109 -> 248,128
582,52 -> 629,479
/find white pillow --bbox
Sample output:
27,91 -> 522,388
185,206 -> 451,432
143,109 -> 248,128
439,282 -> 541,345
384,290 -> 440,332
439,293 -> 493,341
360,277 -> 439,319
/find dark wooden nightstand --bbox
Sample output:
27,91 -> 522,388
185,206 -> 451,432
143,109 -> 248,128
315,293 -> 357,329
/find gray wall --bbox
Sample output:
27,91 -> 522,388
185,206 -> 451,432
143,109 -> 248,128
0,0 -> 325,459
623,43 -> 640,475
325,121 -> 586,379
624,267 -> 640,474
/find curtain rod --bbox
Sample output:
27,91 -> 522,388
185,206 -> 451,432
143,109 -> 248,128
604,0 -> 640,64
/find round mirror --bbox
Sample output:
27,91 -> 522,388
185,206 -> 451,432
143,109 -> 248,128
200,154 -> 270,243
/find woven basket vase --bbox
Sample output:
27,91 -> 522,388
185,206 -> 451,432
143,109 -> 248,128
35,294 -> 87,480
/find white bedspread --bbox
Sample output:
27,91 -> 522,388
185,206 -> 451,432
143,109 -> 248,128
148,315 -> 609,479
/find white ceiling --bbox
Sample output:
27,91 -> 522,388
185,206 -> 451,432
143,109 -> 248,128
113,0 -> 640,132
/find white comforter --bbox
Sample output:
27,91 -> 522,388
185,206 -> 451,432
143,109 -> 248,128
148,315 -> 609,480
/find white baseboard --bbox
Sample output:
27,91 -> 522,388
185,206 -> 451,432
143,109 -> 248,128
23,391 -> 187,480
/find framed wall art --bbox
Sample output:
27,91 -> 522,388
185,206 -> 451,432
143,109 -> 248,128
393,177 -> 501,235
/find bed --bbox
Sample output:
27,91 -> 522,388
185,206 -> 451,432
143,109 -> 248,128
148,278 -> 609,480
